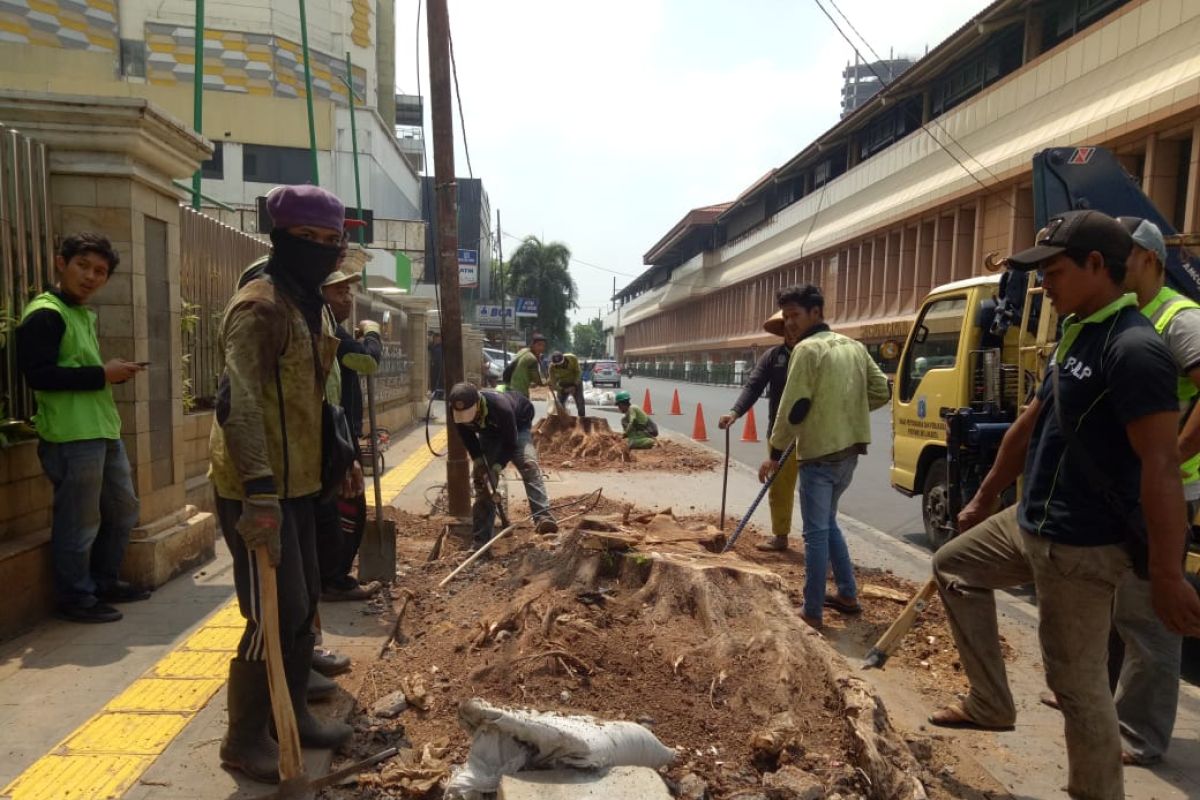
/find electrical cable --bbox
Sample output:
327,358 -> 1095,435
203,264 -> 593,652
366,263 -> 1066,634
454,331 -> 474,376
447,21 -> 474,179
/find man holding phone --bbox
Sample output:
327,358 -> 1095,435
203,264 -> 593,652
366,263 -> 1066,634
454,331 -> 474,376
16,233 -> 148,623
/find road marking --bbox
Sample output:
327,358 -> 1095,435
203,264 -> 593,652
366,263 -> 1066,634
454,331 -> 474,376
1,433 -> 444,800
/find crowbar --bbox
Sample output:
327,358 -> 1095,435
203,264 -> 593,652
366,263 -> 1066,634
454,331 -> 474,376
721,441 -> 796,553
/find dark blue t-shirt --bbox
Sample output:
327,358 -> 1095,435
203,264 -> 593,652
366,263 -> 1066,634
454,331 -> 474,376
1018,297 -> 1178,546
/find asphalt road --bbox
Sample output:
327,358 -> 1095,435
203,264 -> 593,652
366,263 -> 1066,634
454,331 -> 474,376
586,375 -> 927,547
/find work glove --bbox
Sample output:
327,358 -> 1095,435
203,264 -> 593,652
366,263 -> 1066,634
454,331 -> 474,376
237,495 -> 283,566
357,319 -> 381,338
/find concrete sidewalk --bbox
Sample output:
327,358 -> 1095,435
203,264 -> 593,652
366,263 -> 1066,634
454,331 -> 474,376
0,415 -> 449,800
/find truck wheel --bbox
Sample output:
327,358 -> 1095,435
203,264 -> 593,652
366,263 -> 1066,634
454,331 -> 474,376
922,458 -> 953,551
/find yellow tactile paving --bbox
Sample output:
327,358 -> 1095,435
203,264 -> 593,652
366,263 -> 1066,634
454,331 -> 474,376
2,431 -> 440,800
107,678 -> 226,714
63,712 -> 192,756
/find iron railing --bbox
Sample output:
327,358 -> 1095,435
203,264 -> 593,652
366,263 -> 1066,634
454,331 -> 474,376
0,123 -> 55,425
628,361 -> 747,387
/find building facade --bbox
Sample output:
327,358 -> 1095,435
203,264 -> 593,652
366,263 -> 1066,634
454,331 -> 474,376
613,0 -> 1200,374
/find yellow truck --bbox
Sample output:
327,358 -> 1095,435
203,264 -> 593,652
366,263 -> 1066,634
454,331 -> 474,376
890,145 -> 1200,570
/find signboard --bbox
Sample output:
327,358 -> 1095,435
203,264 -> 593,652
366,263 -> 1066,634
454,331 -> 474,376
476,304 -> 515,321
458,248 -> 479,288
394,252 -> 412,292
514,297 -> 539,317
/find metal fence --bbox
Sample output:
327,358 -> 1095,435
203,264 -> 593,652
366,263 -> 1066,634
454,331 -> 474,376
630,360 -> 747,387
0,123 -> 55,424
180,207 -> 269,410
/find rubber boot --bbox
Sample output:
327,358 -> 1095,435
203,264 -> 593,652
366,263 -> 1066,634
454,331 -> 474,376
287,635 -> 353,749
308,668 -> 336,701
219,659 -> 281,783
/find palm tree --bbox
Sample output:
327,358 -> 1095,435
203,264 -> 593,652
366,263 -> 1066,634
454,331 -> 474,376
506,236 -> 578,346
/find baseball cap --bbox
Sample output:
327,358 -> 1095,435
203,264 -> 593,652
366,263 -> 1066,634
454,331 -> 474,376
448,382 -> 481,423
1117,216 -> 1167,265
1006,209 -> 1132,271
265,185 -> 346,233
321,269 -> 362,287
763,310 -> 784,337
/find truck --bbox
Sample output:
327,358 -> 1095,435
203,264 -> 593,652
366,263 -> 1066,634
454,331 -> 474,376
891,145 -> 1200,558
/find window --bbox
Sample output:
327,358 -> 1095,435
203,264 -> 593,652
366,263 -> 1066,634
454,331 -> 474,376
898,295 -> 966,402
200,141 -> 224,180
242,144 -> 314,184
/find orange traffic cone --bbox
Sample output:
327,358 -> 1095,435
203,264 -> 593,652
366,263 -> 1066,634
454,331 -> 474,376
741,407 -> 760,442
692,404 -> 708,442
669,389 -> 682,415
642,388 -> 654,415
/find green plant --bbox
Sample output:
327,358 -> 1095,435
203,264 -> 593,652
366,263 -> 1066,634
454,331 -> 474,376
181,300 -> 200,412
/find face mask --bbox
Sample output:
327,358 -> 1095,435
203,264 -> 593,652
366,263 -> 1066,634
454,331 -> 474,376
268,229 -> 342,292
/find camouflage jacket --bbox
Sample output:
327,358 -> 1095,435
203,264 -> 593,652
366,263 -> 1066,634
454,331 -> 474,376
208,278 -> 339,500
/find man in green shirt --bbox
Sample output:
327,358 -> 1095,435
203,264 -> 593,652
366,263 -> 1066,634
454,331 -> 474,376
615,390 -> 656,449
16,233 -> 148,624
548,351 -> 585,416
505,333 -> 547,397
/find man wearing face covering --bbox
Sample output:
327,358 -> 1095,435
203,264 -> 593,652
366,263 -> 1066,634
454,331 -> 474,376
208,185 -> 353,783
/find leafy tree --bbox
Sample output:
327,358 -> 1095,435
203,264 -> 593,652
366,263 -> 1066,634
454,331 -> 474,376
571,317 -> 605,358
506,236 -> 578,346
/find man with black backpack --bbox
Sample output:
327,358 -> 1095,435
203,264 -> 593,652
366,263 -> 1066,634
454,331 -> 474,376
928,210 -> 1200,800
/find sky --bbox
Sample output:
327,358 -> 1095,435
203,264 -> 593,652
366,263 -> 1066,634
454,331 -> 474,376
395,0 -> 993,324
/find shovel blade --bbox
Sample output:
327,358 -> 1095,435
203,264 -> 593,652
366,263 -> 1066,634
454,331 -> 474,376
358,516 -> 397,583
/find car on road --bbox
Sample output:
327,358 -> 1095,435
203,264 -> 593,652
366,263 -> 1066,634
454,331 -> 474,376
591,359 -> 621,388
482,348 -> 512,386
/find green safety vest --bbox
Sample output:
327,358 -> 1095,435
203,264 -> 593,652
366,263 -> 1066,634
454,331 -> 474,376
1142,286 -> 1200,487
20,292 -> 122,443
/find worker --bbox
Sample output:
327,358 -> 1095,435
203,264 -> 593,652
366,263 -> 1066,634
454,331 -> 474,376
503,333 -> 547,397
15,233 -> 147,624
316,269 -> 383,603
1098,216 -> 1200,766
719,308 -> 800,551
548,351 -> 586,416
447,382 -> 558,546
209,185 -> 355,783
929,210 -> 1200,800
615,390 -> 657,449
760,284 -> 890,630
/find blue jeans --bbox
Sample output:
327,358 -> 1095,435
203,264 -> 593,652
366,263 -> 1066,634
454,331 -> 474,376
799,454 -> 858,621
472,428 -> 552,543
38,438 -> 140,607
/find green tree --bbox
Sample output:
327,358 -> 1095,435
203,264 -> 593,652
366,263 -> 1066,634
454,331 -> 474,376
571,317 -> 605,358
507,236 -> 578,346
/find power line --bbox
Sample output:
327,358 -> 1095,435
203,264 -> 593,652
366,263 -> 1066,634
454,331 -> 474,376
813,0 -> 1017,211
447,20 -> 474,179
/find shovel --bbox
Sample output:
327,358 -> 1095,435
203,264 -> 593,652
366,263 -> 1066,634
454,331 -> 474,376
358,372 -> 396,583
721,441 -> 796,553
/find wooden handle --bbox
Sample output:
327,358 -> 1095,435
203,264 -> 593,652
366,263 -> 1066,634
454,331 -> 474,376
254,545 -> 305,782
870,577 -> 938,657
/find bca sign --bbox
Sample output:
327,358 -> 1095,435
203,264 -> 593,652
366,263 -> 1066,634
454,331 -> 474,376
458,249 -> 479,287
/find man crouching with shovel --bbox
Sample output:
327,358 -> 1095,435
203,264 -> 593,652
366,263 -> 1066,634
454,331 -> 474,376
208,185 -> 355,783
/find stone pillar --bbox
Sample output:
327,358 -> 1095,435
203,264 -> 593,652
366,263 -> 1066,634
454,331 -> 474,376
0,91 -> 215,589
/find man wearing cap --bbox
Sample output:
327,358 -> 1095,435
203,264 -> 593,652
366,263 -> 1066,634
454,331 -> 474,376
208,185 -> 355,783
929,210 -> 1200,800
548,351 -> 585,416
615,390 -> 656,449
448,381 -> 558,543
504,334 -> 547,397
719,293 -> 803,551
316,269 -> 383,602
760,284 -> 890,629
1102,216 -> 1200,766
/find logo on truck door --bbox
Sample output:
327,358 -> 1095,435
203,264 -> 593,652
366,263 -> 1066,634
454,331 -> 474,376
1068,147 -> 1096,165
917,397 -> 927,419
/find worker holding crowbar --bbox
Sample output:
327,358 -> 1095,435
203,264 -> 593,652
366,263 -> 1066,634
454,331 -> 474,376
447,382 -> 558,550
719,303 -> 803,542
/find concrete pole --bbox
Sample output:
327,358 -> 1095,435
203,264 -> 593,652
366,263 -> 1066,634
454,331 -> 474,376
427,0 -> 470,516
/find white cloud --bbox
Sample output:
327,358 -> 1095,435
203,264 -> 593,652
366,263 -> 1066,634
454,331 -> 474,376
397,0 -> 991,324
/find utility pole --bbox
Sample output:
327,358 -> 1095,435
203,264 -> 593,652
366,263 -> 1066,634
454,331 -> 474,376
427,0 -> 469,516
298,0 -> 320,184
497,209 -> 507,365
190,0 -> 204,209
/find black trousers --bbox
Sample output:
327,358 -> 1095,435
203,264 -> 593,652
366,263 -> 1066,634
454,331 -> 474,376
315,494 -> 366,589
557,383 -> 586,416
217,494 -> 320,661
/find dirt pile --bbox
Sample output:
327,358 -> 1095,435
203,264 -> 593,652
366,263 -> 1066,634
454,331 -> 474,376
320,498 -> 1009,799
533,412 -> 718,473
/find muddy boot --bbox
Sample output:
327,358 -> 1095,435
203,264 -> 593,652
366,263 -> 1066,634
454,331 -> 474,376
755,535 -> 789,552
286,635 -> 353,750
308,668 -> 336,701
220,659 -> 280,783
